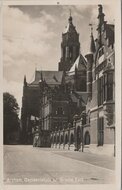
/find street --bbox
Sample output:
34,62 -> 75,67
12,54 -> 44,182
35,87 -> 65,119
4,145 -> 115,184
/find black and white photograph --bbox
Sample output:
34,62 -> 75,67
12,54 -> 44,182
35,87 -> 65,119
1,0 -> 121,189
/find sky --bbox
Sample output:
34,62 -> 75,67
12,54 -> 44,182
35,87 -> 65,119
3,4 -> 115,116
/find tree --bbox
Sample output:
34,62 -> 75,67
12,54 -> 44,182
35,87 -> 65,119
3,92 -> 20,144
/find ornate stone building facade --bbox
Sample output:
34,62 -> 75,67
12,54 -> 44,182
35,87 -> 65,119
21,13 -> 87,147
84,5 -> 115,155
21,5 -> 115,155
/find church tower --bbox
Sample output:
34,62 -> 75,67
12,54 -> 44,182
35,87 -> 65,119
58,12 -> 80,71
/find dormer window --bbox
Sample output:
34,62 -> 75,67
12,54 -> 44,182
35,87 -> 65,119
98,46 -> 105,65
98,46 -> 104,58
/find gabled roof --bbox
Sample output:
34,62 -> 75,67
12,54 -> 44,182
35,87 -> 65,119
30,70 -> 63,86
68,54 -> 87,76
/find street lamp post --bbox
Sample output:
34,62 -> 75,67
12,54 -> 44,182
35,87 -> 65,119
73,120 -> 77,151
81,111 -> 87,152
113,127 -> 115,157
73,114 -> 78,151
80,118 -> 84,152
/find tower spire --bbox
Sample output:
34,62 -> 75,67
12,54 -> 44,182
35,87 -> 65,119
89,23 -> 93,35
69,9 -> 71,17
58,10 -> 80,71
24,75 -> 27,86
89,24 -> 96,53
68,9 -> 73,24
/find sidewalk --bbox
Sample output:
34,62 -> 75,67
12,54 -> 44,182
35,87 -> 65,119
84,144 -> 115,157
52,150 -> 115,170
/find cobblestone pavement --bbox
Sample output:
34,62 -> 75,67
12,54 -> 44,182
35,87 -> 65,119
3,145 -> 115,185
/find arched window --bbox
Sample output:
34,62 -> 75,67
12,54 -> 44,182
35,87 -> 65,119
77,126 -> 81,143
50,136 -> 53,144
70,133 -> 74,144
84,131 -> 90,145
54,136 -> 56,144
57,136 -> 59,144
61,135 -> 63,144
98,46 -> 104,58
65,134 -> 68,144
52,136 -> 54,144
69,46 -> 73,60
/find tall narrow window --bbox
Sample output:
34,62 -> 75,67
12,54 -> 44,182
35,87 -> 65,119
98,46 -> 104,58
103,72 -> 113,102
107,73 -> 113,101
98,117 -> 104,146
101,77 -> 103,104
98,76 -> 104,106
98,78 -> 100,106
103,74 -> 107,101
69,47 -> 73,60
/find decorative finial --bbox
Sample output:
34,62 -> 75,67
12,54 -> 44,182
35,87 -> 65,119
98,4 -> 102,11
89,23 -> 93,35
24,75 -> 27,86
69,9 -> 71,17
68,9 -> 72,23
89,24 -> 96,53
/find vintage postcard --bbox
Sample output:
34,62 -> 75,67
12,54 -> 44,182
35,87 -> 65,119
1,0 -> 121,190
